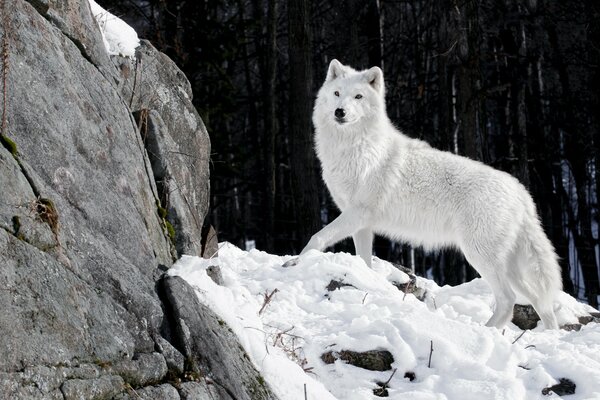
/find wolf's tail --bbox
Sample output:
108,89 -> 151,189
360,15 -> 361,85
509,197 -> 562,329
521,213 -> 562,295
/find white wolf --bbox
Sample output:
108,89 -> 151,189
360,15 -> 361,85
293,59 -> 562,330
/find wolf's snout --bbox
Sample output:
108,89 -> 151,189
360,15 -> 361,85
334,108 -> 346,119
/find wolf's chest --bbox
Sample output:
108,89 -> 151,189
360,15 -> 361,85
319,146 -> 380,206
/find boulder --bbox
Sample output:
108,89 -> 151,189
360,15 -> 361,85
321,349 -> 395,371
542,378 -> 576,396
60,375 -> 124,400
116,40 -> 211,258
179,381 -> 219,400
512,304 -> 540,330
0,1 -> 271,399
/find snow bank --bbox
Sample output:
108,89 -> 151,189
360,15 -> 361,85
88,0 -> 139,57
169,244 -> 600,400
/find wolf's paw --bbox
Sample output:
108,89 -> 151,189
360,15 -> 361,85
282,257 -> 300,268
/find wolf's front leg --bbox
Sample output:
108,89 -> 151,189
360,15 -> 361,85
300,208 -> 367,255
353,228 -> 373,267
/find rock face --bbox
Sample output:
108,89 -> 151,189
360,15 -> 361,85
160,276 -> 277,400
0,1 -> 274,398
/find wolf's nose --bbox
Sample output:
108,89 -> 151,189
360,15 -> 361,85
335,108 -> 346,119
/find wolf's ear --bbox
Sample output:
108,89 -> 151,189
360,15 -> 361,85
365,66 -> 384,94
326,59 -> 345,82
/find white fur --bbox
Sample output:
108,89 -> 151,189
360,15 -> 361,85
302,59 -> 562,329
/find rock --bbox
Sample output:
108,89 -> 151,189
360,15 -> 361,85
201,225 -> 219,259
578,312 -> 600,325
109,353 -> 168,387
512,304 -> 540,330
373,382 -> 389,397
326,279 -> 355,291
389,262 -> 427,300
513,305 -> 600,331
155,337 -> 185,376
404,371 -> 416,381
1,0 -> 213,397
160,276 -> 278,400
321,349 -> 394,371
116,383 -> 181,400
60,375 -> 124,400
391,275 -> 427,301
180,381 -> 219,400
119,41 -> 211,258
24,0 -> 114,71
206,265 -> 224,286
0,230 -> 139,374
542,378 -> 576,396
561,323 -> 582,332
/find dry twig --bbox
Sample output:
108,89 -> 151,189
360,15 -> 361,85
259,288 -> 279,315
428,340 -> 434,368
512,330 -> 526,344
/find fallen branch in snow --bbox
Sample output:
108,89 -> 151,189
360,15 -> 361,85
373,368 -> 397,397
362,292 -> 369,304
259,288 -> 279,315
273,325 -> 296,345
428,340 -> 434,368
512,330 -> 526,344
383,368 -> 398,386
265,323 -> 311,373
304,383 -> 307,400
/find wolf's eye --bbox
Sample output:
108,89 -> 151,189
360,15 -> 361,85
334,91 -> 340,97
355,94 -> 363,99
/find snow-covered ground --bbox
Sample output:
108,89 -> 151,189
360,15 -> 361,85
88,0 -> 139,57
169,243 -> 600,400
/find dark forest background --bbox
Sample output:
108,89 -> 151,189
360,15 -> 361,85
101,0 -> 599,309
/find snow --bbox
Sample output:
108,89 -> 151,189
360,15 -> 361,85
88,0 -> 139,57
169,243 -> 600,400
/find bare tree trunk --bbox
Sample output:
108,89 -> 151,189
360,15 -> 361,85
455,0 -> 481,282
366,0 -> 384,68
506,11 -> 530,187
288,0 -> 321,251
588,0 -> 600,309
261,0 -> 278,252
546,15 -> 599,308
456,0 -> 482,162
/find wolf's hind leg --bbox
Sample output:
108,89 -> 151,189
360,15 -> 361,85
529,297 -> 559,330
482,271 -> 517,328
353,228 -> 373,267
510,277 -> 559,329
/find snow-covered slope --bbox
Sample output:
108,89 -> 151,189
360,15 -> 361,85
169,244 -> 600,400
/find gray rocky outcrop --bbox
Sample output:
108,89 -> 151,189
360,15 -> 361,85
160,276 -> 277,400
0,0 -> 275,398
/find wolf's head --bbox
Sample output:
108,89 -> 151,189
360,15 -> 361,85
314,59 -> 385,128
